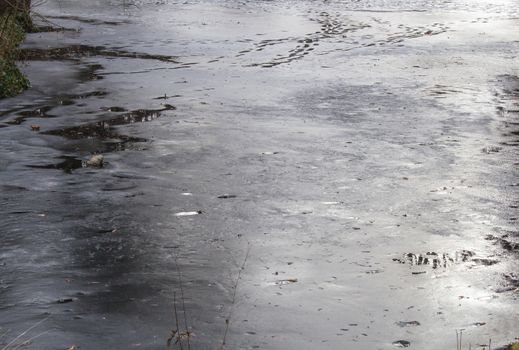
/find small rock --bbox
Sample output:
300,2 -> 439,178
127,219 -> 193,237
86,154 -> 104,168
30,125 -> 40,131
393,340 -> 411,347
57,298 -> 74,304
162,103 -> 176,110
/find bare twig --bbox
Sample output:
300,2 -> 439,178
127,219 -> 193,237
219,243 -> 251,350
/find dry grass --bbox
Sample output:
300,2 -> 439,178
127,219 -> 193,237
0,316 -> 50,350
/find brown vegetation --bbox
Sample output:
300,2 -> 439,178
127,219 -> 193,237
0,0 -> 31,14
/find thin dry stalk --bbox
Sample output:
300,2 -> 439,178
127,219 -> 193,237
0,11 -> 13,42
2,0 -> 26,12
1,316 -> 49,350
167,292 -> 184,350
10,330 -> 50,350
219,243 -> 251,350
176,264 -> 191,350
167,255 -> 192,350
30,11 -> 67,30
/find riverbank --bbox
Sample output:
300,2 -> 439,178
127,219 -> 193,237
0,8 -> 30,97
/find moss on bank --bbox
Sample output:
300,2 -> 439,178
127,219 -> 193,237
0,58 -> 29,96
0,11 -> 30,98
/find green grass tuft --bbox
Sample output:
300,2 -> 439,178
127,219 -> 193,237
0,57 -> 29,96
0,11 -> 30,98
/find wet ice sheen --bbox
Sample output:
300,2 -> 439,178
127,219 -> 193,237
0,0 -> 518,349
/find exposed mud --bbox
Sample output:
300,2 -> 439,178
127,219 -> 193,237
45,15 -> 131,26
1,90 -> 108,124
392,250 -> 479,269
5,106 -> 55,125
28,25 -> 79,34
27,155 -> 85,173
487,233 -> 519,255
20,45 -> 179,63
39,105 -> 175,154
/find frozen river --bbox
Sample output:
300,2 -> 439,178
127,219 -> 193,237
0,0 -> 518,349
